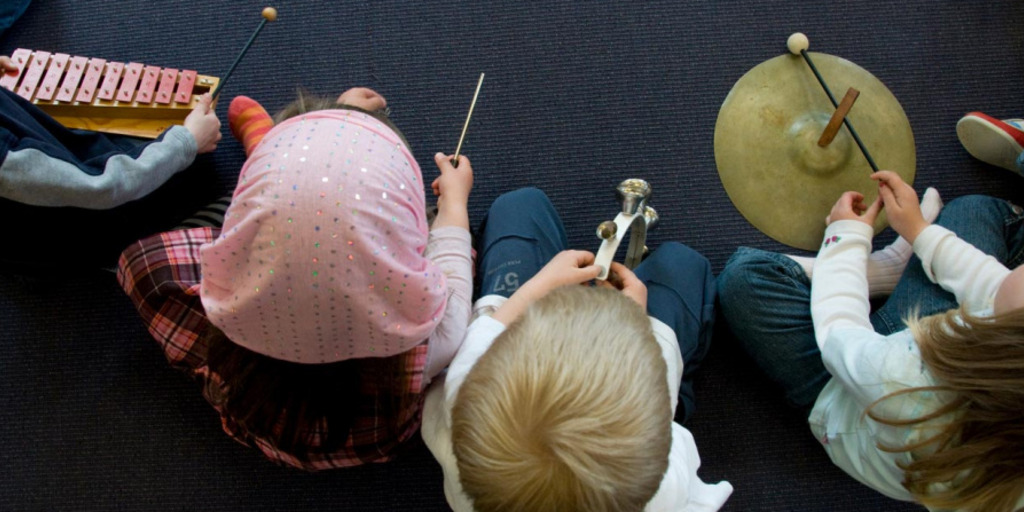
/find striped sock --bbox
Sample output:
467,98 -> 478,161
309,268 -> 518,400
176,196 -> 232,230
228,95 -> 272,156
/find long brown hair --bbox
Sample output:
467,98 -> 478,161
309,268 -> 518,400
867,307 -> 1024,511
199,325 -> 414,457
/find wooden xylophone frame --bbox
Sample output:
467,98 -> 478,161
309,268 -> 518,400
1,48 -> 220,139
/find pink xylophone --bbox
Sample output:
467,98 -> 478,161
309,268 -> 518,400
1,48 -> 219,138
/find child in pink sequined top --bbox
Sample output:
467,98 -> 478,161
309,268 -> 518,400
118,87 -> 474,469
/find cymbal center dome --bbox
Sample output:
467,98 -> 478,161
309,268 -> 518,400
787,113 -> 851,175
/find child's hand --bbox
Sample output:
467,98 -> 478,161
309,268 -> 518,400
826,190 -> 881,227
0,56 -> 19,76
430,153 -> 473,230
597,262 -> 647,309
995,265 -> 1024,315
873,170 -> 928,244
530,250 -> 603,293
183,93 -> 222,154
492,250 -> 601,326
336,87 -> 387,112
432,153 -> 474,207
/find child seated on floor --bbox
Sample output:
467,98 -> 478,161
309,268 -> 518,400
718,171 -> 1024,511
0,56 -> 222,269
422,188 -> 732,511
118,88 -> 474,470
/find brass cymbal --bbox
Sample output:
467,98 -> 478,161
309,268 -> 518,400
714,52 -> 915,251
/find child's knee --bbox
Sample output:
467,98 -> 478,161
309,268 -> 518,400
717,248 -> 784,305
490,187 -> 551,215
643,242 -> 713,288
939,195 -> 1007,222
654,242 -> 711,272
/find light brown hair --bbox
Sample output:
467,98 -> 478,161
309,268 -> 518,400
272,88 -> 343,125
451,285 -> 672,512
272,88 -> 408,148
867,307 -> 1024,511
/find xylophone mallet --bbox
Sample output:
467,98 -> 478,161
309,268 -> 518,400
787,32 -> 879,172
451,73 -> 485,167
211,7 -> 277,99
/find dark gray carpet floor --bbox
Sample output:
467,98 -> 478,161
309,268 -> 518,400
2,1 -> 1023,510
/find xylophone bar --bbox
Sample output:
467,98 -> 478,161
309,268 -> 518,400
0,48 -> 219,138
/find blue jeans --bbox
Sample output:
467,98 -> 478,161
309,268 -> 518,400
717,195 -> 1024,409
477,188 -> 715,423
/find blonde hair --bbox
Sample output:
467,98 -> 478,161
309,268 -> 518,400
867,307 -> 1024,512
451,285 -> 672,512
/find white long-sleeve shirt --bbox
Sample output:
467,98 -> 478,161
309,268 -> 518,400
422,296 -> 733,512
809,221 -> 1023,508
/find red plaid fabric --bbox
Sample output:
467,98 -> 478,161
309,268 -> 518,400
117,228 -> 428,470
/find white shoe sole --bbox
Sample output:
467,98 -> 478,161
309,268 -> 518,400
956,115 -> 1024,172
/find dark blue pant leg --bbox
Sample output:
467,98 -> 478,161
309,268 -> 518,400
477,188 -> 568,298
872,195 -> 1024,334
633,242 -> 715,424
717,247 -> 829,409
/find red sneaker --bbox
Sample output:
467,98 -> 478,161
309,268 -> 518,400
956,112 -> 1024,173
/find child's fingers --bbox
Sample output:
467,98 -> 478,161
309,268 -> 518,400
450,154 -> 470,169
870,170 -> 903,187
878,183 -> 898,208
608,262 -> 639,286
872,170 -> 918,204
863,194 -> 883,219
833,191 -> 861,215
853,199 -> 866,214
193,93 -> 213,114
608,262 -> 647,307
0,56 -> 18,75
567,250 -> 596,267
577,264 -> 602,280
434,152 -> 455,172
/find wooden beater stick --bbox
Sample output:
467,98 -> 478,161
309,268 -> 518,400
211,7 -> 277,99
451,73 -> 485,167
818,87 -> 859,147
787,33 -> 878,172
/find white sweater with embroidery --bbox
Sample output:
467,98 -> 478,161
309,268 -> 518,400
808,220 -> 1021,508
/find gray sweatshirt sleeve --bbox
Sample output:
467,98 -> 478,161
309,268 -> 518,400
0,125 -> 198,209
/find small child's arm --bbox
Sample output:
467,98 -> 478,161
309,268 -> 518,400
0,91 -> 221,209
491,250 -> 602,326
421,152 -> 475,378
810,190 -> 882,348
430,152 -> 472,231
877,170 -> 1011,310
422,227 -> 473,379
995,265 -> 1024,315
182,93 -> 222,155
